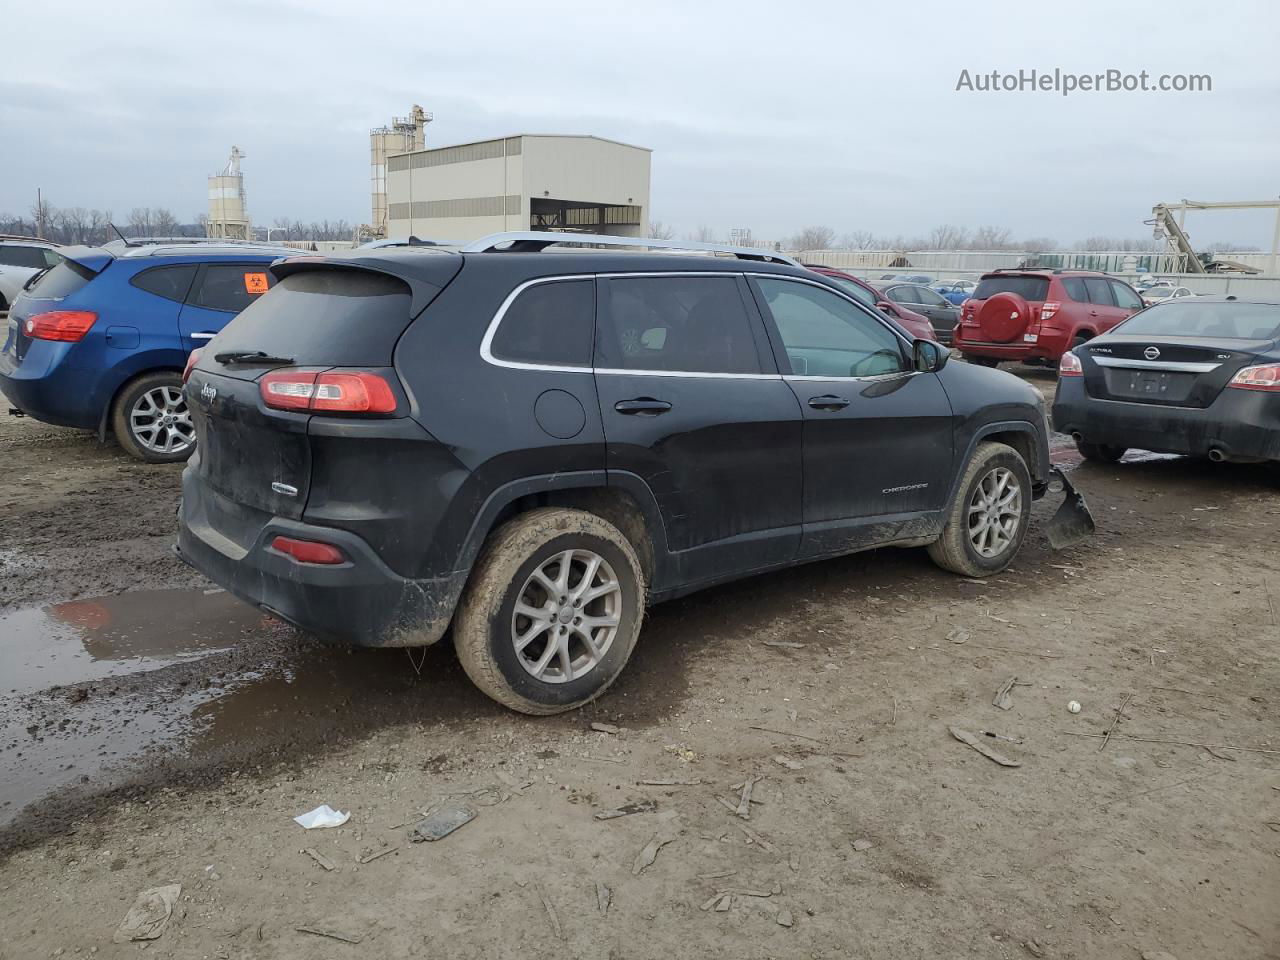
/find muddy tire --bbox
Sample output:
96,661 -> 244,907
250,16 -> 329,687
1076,441 -> 1126,463
453,507 -> 645,715
927,441 -> 1032,578
111,371 -> 196,463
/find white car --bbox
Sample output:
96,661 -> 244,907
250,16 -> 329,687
1140,284 -> 1194,306
0,237 -> 63,312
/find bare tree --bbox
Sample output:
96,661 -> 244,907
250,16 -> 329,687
687,225 -> 719,243
969,225 -> 1013,249
788,225 -> 836,251
30,196 -> 55,239
1020,236 -> 1057,254
839,230 -> 878,250
924,224 -> 969,250
647,220 -> 675,240
152,208 -> 179,236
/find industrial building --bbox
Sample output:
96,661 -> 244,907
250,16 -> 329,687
206,147 -> 251,240
370,106 -> 431,237
384,134 -> 651,244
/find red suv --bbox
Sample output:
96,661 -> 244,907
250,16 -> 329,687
954,270 -> 1144,366
804,265 -> 937,341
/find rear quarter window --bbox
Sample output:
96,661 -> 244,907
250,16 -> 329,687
489,280 -> 594,367
28,259 -> 95,299
130,264 -> 198,303
973,276 -> 1050,301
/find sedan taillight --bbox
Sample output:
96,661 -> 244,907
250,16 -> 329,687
1059,352 -> 1084,377
259,369 -> 398,413
1227,363 -> 1280,392
24,311 -> 97,342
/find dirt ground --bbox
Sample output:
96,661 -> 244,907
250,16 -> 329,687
1,369 -> 1277,960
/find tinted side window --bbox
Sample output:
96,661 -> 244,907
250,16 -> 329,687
130,264 -> 197,303
887,285 -> 922,304
598,276 -> 761,374
1110,281 -> 1143,310
490,279 -> 594,367
190,263 -> 275,313
1083,277 -> 1115,306
0,246 -> 48,269
756,277 -> 908,378
915,286 -> 949,307
1060,277 -> 1088,302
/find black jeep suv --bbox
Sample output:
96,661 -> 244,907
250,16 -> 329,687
177,233 -> 1088,714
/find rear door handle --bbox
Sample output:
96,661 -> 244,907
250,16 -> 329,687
191,332 -> 218,341
808,395 -> 850,410
614,398 -> 672,416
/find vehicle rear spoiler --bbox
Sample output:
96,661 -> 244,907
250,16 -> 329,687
57,245 -> 116,274
270,253 -> 463,317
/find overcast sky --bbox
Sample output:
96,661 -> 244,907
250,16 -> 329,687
3,0 -> 1278,247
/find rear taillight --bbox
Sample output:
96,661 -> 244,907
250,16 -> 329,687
1227,363 -> 1280,392
183,349 -> 202,384
1040,301 -> 1060,321
269,535 -> 346,565
1059,352 -> 1083,377
24,311 -> 97,342
259,369 -> 398,414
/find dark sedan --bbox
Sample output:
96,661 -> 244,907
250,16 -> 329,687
1053,296 -> 1280,465
875,282 -> 961,344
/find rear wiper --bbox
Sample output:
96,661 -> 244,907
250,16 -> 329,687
214,350 -> 294,366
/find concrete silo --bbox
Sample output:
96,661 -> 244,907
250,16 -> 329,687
207,147 -> 251,240
369,105 -> 431,237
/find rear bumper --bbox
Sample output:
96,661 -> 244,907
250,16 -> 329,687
1053,379 -> 1280,462
176,470 -> 466,647
954,328 -> 1070,362
0,348 -> 103,429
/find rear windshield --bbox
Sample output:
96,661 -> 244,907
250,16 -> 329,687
973,276 -> 1050,302
209,269 -> 413,367
28,259 -> 95,300
1115,301 -> 1280,340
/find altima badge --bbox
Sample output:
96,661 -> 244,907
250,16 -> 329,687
200,383 -> 217,403
271,482 -> 298,497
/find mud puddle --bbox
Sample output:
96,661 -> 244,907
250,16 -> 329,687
0,588 -> 266,696
0,587 -> 479,834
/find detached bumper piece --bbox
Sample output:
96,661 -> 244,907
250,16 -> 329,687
1043,467 -> 1095,549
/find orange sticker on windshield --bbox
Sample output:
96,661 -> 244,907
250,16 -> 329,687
243,272 -> 269,294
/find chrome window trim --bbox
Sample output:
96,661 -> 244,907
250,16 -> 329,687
1091,356 -> 1219,373
479,274 -> 596,374
480,271 -> 784,379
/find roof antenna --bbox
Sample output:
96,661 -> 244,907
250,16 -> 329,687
108,222 -> 136,246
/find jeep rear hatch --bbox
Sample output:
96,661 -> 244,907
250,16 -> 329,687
185,260 -> 457,525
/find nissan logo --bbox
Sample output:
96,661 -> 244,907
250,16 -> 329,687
1143,346 -> 1161,361
200,383 -> 217,403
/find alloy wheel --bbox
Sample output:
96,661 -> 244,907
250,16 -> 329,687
130,386 -> 194,455
967,466 -> 1022,558
511,549 -> 622,683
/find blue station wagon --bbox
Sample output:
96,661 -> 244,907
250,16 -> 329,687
0,239 -> 296,462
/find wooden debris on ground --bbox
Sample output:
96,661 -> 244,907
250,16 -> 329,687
304,848 -> 336,871
949,725 -> 1022,767
632,834 -> 674,875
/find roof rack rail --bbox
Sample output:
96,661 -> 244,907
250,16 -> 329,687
461,231 -> 800,266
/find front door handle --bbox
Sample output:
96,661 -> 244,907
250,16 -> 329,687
808,395 -> 850,410
615,398 -> 672,416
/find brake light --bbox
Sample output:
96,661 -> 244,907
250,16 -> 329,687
1059,352 -> 1083,377
183,349 -> 202,384
1227,363 -> 1280,392
270,535 -> 346,565
259,369 -> 398,413
24,311 -> 97,342
1040,301 -> 1060,321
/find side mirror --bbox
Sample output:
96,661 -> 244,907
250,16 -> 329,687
913,338 -> 948,373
